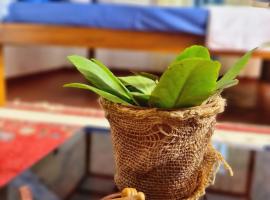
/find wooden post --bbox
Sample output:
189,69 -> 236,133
260,60 -> 270,83
0,45 -> 6,106
0,186 -> 7,200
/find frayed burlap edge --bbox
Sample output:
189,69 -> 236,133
101,93 -> 226,121
186,145 -> 233,200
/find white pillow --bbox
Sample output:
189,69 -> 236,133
0,0 -> 14,21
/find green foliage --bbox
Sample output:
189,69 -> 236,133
132,71 -> 159,81
65,45 -> 254,109
63,83 -> 131,105
174,45 -> 211,62
67,56 -> 134,104
149,58 -> 220,108
217,79 -> 239,91
130,92 -> 150,107
119,75 -> 157,95
216,49 -> 256,90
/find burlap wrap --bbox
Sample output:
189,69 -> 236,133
101,95 -> 233,200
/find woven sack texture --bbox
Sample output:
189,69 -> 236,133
101,95 -> 232,200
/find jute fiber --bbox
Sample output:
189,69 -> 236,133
101,95 -> 233,200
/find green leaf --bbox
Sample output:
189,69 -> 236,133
91,59 -> 140,105
91,58 -> 131,93
132,71 -> 159,81
217,49 -> 256,89
68,56 -> 132,102
64,83 -> 131,105
119,75 -> 157,95
149,58 -> 221,108
130,92 -> 150,107
174,45 -> 211,62
217,79 -> 239,91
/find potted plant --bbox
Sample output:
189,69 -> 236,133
64,45 -> 254,200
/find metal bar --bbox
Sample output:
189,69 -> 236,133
85,129 -> 92,176
245,151 -> 256,200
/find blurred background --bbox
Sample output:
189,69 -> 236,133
0,0 -> 270,200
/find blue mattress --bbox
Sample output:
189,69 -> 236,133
4,3 -> 208,36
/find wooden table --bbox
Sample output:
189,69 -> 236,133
1,23 -> 270,106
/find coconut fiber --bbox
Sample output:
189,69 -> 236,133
101,95 -> 233,200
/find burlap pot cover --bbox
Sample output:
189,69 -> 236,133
101,95 -> 233,200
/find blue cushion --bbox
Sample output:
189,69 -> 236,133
18,0 -> 50,2
18,0 -> 64,2
5,3 -> 208,35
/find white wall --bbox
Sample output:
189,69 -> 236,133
96,49 -> 176,72
4,46 -> 86,78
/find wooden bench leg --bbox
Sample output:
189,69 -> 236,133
260,60 -> 270,82
0,45 -> 6,106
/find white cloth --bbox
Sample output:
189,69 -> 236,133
0,0 -> 14,21
207,6 -> 270,51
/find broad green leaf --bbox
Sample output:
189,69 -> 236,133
132,71 -> 159,81
125,85 -> 142,93
64,83 -> 131,105
174,45 -> 211,62
68,56 -> 132,102
130,92 -> 150,106
217,79 -> 239,91
91,58 -> 131,94
217,49 -> 255,89
119,75 -> 157,95
91,58 -> 139,105
149,58 -> 220,108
